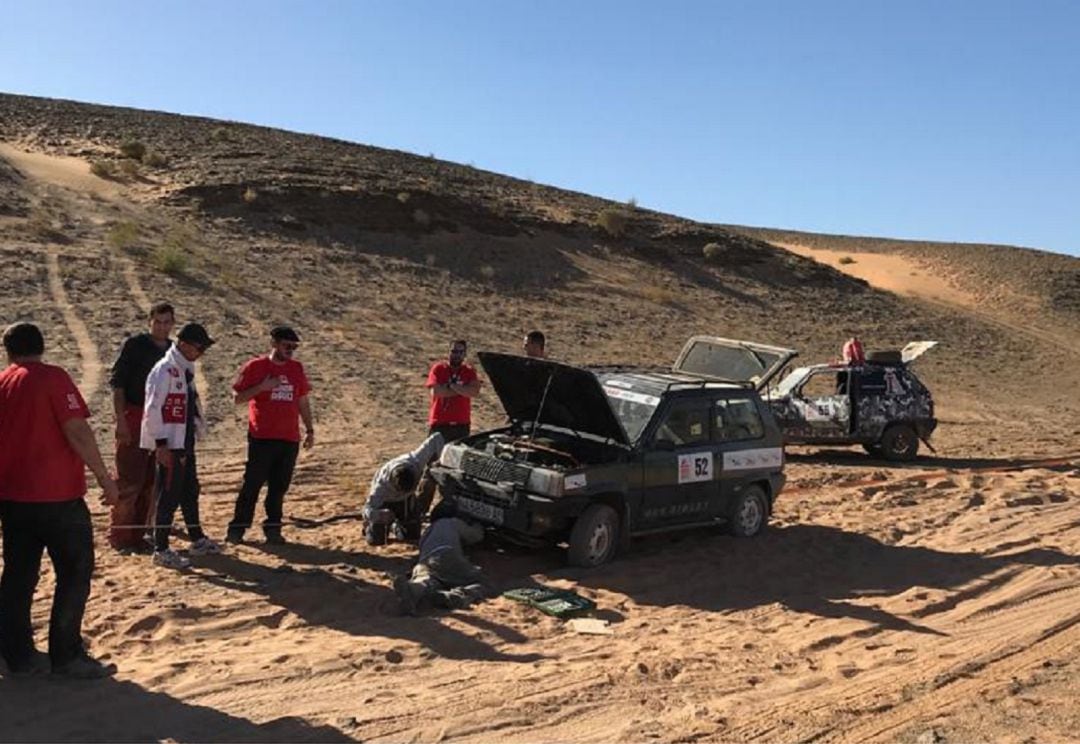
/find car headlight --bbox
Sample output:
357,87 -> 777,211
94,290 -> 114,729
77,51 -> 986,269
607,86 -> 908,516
439,444 -> 464,470
526,468 -> 564,497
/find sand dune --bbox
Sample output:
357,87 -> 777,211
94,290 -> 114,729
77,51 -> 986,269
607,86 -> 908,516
1,95 -> 1078,743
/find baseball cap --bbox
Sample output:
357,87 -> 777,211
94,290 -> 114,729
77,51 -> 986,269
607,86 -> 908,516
177,322 -> 215,349
270,325 -> 301,343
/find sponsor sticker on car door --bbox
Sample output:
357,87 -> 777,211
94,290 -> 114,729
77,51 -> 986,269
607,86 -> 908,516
677,452 -> 713,483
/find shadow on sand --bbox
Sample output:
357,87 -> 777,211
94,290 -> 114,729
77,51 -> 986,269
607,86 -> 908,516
192,541 -> 545,665
0,674 -> 351,743
478,523 -> 1080,638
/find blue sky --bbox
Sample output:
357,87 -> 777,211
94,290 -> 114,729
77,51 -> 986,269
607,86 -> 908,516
2,1 -> 1078,256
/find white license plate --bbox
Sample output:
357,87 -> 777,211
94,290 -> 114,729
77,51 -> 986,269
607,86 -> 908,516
457,497 -> 505,525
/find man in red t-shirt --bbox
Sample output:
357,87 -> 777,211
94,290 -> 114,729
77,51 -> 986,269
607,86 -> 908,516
425,339 -> 481,443
0,323 -> 120,679
227,326 -> 314,544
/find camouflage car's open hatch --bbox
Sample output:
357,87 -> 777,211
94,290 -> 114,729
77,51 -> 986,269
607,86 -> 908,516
477,352 -> 631,446
901,341 -> 938,364
673,336 -> 798,390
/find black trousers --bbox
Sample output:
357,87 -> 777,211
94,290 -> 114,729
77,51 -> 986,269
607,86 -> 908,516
153,449 -> 205,551
429,423 -> 470,443
229,437 -> 299,536
0,498 -> 94,668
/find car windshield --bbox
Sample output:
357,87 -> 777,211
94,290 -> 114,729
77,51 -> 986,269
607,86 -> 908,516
602,385 -> 659,443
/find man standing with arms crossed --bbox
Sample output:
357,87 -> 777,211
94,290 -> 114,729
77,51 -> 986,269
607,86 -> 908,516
0,322 -> 120,678
425,339 -> 481,442
227,326 -> 314,545
107,302 -> 174,553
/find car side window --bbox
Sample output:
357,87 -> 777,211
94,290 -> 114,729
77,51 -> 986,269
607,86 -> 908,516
653,399 -> 711,448
714,397 -> 765,441
799,370 -> 843,398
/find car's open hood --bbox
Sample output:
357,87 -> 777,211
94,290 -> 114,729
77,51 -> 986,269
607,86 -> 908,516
673,336 -> 798,390
477,352 -> 630,446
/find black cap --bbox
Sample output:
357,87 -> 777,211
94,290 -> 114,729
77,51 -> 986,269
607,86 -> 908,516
270,325 -> 300,343
177,322 -> 215,349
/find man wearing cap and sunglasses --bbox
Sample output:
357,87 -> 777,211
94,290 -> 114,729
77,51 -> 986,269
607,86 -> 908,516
141,322 -> 220,569
227,326 -> 314,545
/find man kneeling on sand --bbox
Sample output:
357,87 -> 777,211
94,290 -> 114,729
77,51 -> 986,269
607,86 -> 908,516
393,501 -> 489,615
363,432 -> 444,545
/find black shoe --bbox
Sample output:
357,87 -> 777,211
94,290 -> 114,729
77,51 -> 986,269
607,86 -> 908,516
5,650 -> 51,677
51,654 -> 117,679
366,522 -> 388,547
264,532 -> 286,545
225,530 -> 245,544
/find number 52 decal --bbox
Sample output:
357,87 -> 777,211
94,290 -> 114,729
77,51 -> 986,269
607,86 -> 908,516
677,452 -> 714,484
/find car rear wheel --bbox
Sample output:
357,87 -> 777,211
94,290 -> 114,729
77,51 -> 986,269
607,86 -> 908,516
880,423 -> 919,461
568,504 -> 620,567
729,486 -> 767,538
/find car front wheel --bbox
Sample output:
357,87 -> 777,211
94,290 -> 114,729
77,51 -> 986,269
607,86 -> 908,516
880,423 -> 919,461
568,503 -> 620,567
729,486 -> 767,538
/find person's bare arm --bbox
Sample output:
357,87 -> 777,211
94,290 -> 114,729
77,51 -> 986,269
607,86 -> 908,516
62,418 -> 120,505
112,388 -> 132,446
455,378 -> 481,398
429,383 -> 457,398
234,375 -> 279,404
299,395 -> 315,449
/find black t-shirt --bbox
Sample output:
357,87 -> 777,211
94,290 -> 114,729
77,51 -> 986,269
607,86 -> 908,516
109,333 -> 171,407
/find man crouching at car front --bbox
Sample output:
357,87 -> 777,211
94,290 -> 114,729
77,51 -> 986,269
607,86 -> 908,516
363,432 -> 445,545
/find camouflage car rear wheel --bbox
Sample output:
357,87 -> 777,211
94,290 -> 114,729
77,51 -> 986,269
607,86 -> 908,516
880,423 -> 919,461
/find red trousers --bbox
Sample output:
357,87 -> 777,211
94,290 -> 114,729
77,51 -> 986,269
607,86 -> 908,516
109,405 -> 155,550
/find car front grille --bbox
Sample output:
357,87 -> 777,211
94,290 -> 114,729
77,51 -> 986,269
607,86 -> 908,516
461,452 -> 530,486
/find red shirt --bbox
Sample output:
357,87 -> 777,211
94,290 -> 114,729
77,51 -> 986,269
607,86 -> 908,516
426,361 -> 477,426
0,362 -> 90,502
232,356 -> 311,442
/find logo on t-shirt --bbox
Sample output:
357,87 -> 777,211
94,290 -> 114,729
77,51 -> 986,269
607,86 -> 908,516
66,392 -> 80,410
270,376 -> 294,402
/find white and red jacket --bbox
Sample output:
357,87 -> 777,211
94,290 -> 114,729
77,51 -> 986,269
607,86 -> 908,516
140,345 -> 206,450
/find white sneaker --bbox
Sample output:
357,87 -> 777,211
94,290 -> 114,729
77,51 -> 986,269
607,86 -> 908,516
153,549 -> 191,569
189,537 -> 222,556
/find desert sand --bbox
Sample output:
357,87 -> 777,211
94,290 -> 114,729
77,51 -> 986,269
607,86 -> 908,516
0,94 -> 1078,743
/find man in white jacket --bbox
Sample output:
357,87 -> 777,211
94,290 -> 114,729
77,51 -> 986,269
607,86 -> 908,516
141,322 -> 220,568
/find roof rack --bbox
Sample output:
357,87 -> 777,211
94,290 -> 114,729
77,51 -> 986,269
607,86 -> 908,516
664,378 -> 755,391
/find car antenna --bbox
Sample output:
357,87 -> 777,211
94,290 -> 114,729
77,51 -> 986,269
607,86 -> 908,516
530,368 -> 556,442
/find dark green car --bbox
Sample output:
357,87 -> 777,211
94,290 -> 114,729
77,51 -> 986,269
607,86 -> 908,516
428,352 -> 786,567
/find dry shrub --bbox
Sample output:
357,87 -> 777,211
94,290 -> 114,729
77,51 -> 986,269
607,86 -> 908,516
154,246 -> 188,275
597,208 -> 628,237
107,221 -> 139,250
243,187 -> 258,204
90,160 -> 114,179
641,284 -> 679,305
119,140 -> 146,160
479,265 -> 496,280
118,159 -> 140,179
838,256 -> 856,265
143,150 -> 168,168
703,242 -> 724,261
397,192 -> 411,204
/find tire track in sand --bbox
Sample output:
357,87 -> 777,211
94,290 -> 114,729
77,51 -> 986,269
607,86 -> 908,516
46,248 -> 102,400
